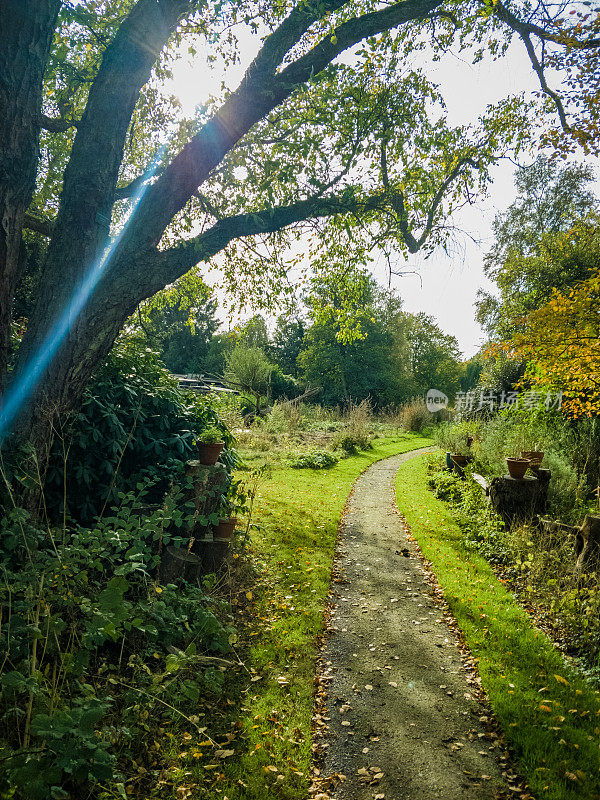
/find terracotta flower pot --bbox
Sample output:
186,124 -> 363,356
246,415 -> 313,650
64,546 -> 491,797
450,453 -> 468,468
522,450 -> 544,472
506,457 -> 530,480
196,441 -> 225,465
214,516 -> 238,540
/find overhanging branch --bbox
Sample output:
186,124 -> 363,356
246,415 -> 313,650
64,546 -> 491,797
119,0 -> 445,254
495,2 -> 572,133
129,192 -> 385,302
23,213 -> 55,237
39,114 -> 79,132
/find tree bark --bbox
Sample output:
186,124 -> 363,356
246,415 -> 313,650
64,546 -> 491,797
575,515 -> 600,572
0,0 -> 60,388
18,0 -> 191,380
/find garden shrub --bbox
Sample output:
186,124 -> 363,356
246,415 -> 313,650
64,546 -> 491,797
269,366 -> 301,402
434,418 -> 482,454
0,479 -> 234,799
39,339 -> 233,523
334,433 -> 371,455
289,449 -> 339,469
398,398 -> 431,432
344,398 -> 372,440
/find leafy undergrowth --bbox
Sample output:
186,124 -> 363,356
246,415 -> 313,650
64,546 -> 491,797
149,433 -> 432,800
428,454 -> 600,670
396,455 -> 600,800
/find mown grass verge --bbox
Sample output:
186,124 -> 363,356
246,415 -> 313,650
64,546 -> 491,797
154,433 -> 432,800
395,455 -> 600,800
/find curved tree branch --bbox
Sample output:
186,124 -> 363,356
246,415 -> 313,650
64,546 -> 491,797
23,213 -> 55,237
495,2 -> 572,133
39,113 -> 79,132
388,155 -> 481,252
119,0 -> 445,255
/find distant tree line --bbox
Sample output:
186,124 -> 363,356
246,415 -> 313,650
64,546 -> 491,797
131,266 -> 476,409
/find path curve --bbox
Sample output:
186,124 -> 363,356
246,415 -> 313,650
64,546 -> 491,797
317,449 -> 510,800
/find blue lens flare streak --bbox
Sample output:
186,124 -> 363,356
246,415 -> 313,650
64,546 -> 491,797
0,146 -> 166,444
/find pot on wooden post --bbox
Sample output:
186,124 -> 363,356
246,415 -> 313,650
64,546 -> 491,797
522,450 -> 544,473
214,516 -> 238,540
505,457 -> 530,480
195,426 -> 226,465
196,441 -> 225,465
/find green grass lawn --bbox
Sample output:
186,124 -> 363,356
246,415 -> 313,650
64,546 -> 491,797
395,455 -> 600,800
157,433 -> 432,800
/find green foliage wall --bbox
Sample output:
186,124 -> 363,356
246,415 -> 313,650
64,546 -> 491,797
42,340 -> 231,522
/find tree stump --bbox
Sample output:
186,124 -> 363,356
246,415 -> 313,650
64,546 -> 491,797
489,472 -> 549,529
538,517 -> 577,545
575,515 -> 600,572
191,538 -> 230,573
160,545 -> 203,584
184,460 -> 229,539
159,461 -> 231,578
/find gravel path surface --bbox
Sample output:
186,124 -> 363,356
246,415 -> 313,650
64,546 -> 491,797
316,449 -> 510,800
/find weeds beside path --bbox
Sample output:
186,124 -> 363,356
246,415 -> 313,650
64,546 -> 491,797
396,455 -> 600,800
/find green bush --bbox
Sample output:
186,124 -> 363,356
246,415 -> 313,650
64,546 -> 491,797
289,449 -> 339,469
0,480 -> 234,799
334,433 -> 371,455
269,366 -> 301,402
39,340 -> 232,522
398,398 -> 431,432
433,418 -> 481,455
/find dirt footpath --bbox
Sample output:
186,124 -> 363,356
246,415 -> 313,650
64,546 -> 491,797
315,450 -> 512,800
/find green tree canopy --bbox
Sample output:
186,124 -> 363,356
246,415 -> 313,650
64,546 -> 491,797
270,314 -> 306,377
132,267 -> 221,374
476,157 -> 598,339
224,343 -> 273,414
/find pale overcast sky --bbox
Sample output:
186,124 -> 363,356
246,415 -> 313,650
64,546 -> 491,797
167,26 -> 598,359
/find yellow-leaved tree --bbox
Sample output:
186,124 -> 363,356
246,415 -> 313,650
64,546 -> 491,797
512,256 -> 600,416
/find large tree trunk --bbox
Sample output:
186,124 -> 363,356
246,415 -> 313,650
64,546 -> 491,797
0,0 -> 60,388
8,0 -> 191,450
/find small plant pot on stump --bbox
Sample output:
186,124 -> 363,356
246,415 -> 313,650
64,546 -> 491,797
506,457 -> 530,480
522,450 -> 544,473
196,441 -> 225,466
214,516 -> 238,540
